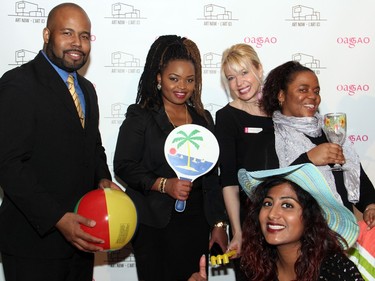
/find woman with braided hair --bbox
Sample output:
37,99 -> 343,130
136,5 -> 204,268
114,35 -> 228,281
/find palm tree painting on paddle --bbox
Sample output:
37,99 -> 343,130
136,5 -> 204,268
165,124 -> 219,179
172,128 -> 203,172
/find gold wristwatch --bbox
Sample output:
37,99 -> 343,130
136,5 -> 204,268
213,221 -> 228,228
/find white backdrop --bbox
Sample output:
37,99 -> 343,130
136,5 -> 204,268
1,1 -> 375,280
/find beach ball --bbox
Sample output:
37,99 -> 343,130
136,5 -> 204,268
75,188 -> 137,251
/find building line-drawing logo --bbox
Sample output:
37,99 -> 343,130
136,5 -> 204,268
197,4 -> 238,23
106,51 -> 142,74
292,53 -> 325,72
202,52 -> 221,69
9,1 -> 46,17
105,102 -> 129,125
108,51 -> 141,68
286,5 -> 326,21
9,49 -> 37,66
105,3 -> 146,19
110,103 -> 129,118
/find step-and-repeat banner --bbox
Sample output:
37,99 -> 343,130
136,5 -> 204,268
1,1 -> 374,280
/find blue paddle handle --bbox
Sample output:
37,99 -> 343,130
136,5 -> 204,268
175,177 -> 192,212
175,200 -> 186,212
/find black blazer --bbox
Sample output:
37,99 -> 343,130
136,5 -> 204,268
0,52 -> 111,258
114,104 -> 227,228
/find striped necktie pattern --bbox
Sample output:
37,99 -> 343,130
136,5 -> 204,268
67,75 -> 85,128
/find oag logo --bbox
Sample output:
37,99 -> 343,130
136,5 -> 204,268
243,37 -> 278,48
337,37 -> 371,48
336,84 -> 370,96
348,134 -> 369,144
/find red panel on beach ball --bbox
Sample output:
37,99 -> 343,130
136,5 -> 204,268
75,188 -> 137,251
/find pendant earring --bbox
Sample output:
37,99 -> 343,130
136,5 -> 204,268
157,83 -> 162,91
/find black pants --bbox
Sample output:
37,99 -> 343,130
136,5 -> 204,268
132,192 -> 210,281
1,251 -> 94,281
232,257 -> 248,281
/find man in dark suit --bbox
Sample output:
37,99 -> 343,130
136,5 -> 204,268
0,3 -> 119,281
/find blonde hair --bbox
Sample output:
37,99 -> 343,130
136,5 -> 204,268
221,43 -> 263,95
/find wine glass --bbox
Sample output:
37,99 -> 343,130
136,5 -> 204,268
323,112 -> 347,171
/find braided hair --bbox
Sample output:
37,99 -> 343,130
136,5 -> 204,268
136,35 -> 205,117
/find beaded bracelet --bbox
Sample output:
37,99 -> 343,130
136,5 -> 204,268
158,177 -> 167,193
161,178 -> 167,193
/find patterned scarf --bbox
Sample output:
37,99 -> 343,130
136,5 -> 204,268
273,111 -> 360,203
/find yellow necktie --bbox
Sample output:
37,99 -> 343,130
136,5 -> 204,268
67,75 -> 85,128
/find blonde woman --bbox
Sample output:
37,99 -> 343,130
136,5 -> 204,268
215,43 -> 275,280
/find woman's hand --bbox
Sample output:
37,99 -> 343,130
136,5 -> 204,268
227,231 -> 242,258
364,204 -> 375,229
307,143 -> 345,166
164,178 -> 192,200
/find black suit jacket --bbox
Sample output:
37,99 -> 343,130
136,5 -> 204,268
114,104 -> 227,228
0,52 -> 111,258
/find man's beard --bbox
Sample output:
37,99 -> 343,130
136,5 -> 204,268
45,42 -> 87,72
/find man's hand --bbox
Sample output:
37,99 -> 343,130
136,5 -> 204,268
56,212 -> 104,252
98,178 -> 121,190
